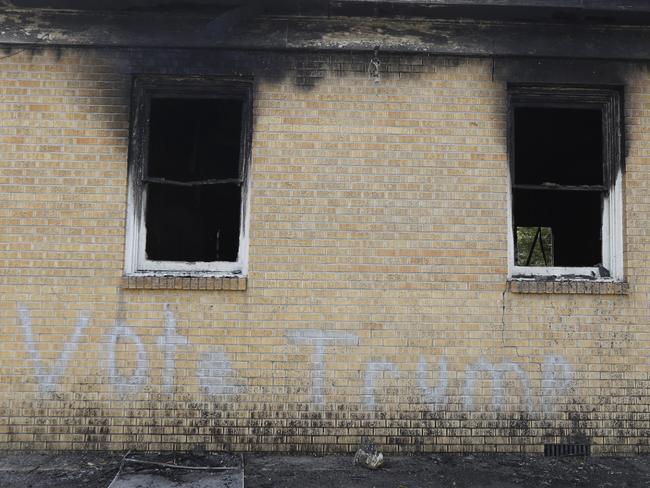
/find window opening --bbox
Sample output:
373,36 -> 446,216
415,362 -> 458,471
508,86 -> 623,280
145,98 -> 243,263
125,77 -> 252,276
513,107 -> 603,268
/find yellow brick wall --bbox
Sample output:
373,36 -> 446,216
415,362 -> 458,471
0,47 -> 648,454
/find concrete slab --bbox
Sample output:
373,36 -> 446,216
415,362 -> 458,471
111,469 -> 243,488
109,453 -> 243,488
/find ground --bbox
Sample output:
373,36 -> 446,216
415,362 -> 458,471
0,451 -> 649,487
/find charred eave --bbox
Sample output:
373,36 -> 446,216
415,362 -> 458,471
7,0 -> 650,16
2,10 -> 650,61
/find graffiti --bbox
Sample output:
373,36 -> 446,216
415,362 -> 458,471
13,306 -> 576,413
363,360 -> 400,408
197,347 -> 242,396
541,355 -> 574,413
107,323 -> 149,394
462,358 -> 533,412
417,355 -> 448,407
287,329 -> 359,406
156,304 -> 188,393
18,304 -> 90,393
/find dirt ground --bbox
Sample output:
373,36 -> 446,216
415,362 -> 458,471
244,453 -> 650,488
0,451 -> 649,487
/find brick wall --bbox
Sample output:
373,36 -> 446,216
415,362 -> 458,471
0,47 -> 648,454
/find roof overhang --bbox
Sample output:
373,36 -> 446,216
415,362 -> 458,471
5,0 -> 650,22
2,1 -> 650,60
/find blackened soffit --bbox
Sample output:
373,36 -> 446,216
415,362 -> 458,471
2,1 -> 650,59
4,1 -> 650,25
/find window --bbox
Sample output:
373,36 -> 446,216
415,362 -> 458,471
508,86 -> 623,280
125,76 -> 252,276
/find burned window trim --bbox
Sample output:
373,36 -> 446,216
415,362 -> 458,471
124,75 -> 253,277
507,85 -> 624,281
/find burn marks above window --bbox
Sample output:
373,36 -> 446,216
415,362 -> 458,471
126,76 -> 252,276
508,86 -> 623,280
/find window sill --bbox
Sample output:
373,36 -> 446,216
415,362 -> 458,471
508,279 -> 628,295
121,275 -> 247,291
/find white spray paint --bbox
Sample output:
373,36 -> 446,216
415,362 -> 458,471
500,362 -> 533,412
363,360 -> 400,408
287,329 -> 359,406
156,304 -> 189,393
18,304 -> 90,393
417,355 -> 448,407
463,358 -> 533,412
107,323 -> 149,394
197,347 -> 242,396
541,355 -> 573,413
15,304 -> 576,415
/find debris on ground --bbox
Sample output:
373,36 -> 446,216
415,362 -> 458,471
354,448 -> 385,470
0,451 -> 242,488
1,451 -> 650,487
110,452 -> 243,488
353,441 -> 385,470
245,453 -> 650,488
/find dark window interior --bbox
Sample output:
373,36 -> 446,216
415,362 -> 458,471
513,106 -> 604,268
148,98 -> 242,181
145,184 -> 241,262
514,189 -> 602,266
144,97 -> 243,263
514,108 -> 603,186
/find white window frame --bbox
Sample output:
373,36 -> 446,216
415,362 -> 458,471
507,85 -> 624,281
124,76 -> 253,277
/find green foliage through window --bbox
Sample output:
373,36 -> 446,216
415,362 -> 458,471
516,226 -> 554,266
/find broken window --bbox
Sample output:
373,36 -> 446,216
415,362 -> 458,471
508,86 -> 623,279
125,76 -> 252,275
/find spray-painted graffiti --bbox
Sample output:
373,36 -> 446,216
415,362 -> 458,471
462,358 -> 533,412
157,304 -> 188,394
287,329 -> 358,406
107,323 -> 149,394
363,360 -> 400,408
417,355 -> 448,407
287,331 -> 572,412
541,355 -> 574,413
14,306 -> 575,413
18,305 -> 89,393
197,348 -> 242,396
356,354 -> 568,412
